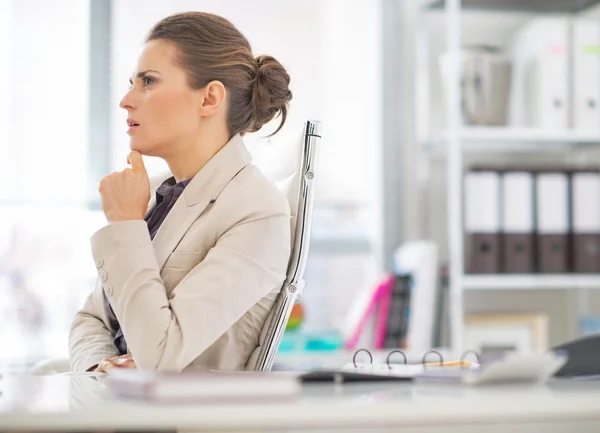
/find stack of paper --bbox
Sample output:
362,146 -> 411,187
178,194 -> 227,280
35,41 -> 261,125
106,369 -> 302,403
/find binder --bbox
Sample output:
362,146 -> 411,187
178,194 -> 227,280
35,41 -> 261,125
343,275 -> 393,350
306,348 -> 567,385
535,170 -> 570,273
382,275 -> 411,349
464,168 -> 501,274
573,20 -> 600,131
509,17 -> 569,129
571,169 -> 600,273
501,170 -> 535,273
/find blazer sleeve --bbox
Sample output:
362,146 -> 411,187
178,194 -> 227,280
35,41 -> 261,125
88,206 -> 291,372
68,287 -> 120,372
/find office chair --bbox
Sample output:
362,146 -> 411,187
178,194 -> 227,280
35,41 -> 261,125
246,119 -> 322,371
30,119 -> 321,375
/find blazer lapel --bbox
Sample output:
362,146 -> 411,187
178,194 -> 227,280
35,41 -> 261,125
151,134 -> 252,271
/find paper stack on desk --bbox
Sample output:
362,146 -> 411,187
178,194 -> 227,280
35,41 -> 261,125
106,369 -> 302,403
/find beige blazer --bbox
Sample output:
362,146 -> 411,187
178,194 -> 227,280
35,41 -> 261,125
68,134 -> 291,372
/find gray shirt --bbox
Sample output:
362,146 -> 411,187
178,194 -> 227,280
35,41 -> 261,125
105,176 -> 192,355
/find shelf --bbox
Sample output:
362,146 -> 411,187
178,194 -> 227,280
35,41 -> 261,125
423,128 -> 600,153
463,275 -> 600,290
421,0 -> 600,13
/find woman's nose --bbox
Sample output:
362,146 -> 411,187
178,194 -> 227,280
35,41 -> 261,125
119,88 -> 136,110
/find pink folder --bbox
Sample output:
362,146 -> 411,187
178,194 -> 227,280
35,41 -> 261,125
344,274 -> 393,350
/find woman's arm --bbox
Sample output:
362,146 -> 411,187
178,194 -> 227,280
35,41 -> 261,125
68,288 -> 120,372
90,206 -> 290,372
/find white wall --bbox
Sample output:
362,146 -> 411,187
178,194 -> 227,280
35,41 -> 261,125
0,0 -> 13,203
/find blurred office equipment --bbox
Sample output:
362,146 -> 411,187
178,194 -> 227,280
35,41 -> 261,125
393,241 -> 440,352
501,170 -> 535,273
341,241 -> 439,352
439,46 -> 512,126
342,274 -> 393,350
509,17 -> 570,129
380,274 -> 412,349
552,333 -> 600,377
464,168 -> 501,274
464,313 -> 549,355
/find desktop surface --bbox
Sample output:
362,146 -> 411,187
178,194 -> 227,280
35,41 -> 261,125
0,373 -> 599,432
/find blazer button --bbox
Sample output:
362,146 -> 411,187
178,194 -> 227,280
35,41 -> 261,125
95,258 -> 104,268
104,284 -> 114,296
99,269 -> 108,282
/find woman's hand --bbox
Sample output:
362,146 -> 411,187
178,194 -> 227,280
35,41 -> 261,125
94,354 -> 137,373
99,151 -> 150,223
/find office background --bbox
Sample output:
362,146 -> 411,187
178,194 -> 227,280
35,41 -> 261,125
2,0 -> 600,370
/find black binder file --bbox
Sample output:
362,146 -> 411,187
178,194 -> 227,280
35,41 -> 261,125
501,170 -> 535,273
535,170 -> 570,273
571,169 -> 600,273
464,169 -> 501,274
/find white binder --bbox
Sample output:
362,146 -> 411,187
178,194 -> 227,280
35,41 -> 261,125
573,20 -> 600,131
509,17 -> 569,129
465,171 -> 501,234
572,172 -> 600,234
502,172 -> 534,234
536,173 -> 569,235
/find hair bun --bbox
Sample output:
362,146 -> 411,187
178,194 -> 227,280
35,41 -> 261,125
250,55 -> 292,135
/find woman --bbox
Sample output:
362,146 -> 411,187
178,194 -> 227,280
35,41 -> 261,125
68,11 -> 293,373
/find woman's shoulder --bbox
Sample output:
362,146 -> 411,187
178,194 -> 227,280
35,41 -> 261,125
227,163 -> 291,215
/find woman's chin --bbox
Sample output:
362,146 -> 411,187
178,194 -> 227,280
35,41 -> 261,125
129,140 -> 148,154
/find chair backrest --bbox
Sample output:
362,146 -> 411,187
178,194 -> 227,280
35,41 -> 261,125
245,119 -> 322,371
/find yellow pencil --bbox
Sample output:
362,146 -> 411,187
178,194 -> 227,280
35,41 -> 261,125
424,360 -> 473,368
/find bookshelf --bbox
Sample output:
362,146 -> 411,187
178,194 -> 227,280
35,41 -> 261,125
428,128 -> 600,144
415,0 -> 600,354
423,128 -> 600,154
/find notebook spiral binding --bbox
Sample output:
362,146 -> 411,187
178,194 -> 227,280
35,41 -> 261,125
352,348 -> 481,369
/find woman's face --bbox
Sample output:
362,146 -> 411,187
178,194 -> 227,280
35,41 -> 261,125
119,39 -> 203,157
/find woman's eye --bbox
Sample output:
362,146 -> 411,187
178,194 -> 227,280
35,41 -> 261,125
142,76 -> 155,86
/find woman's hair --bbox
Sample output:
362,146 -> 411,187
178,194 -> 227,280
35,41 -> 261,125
146,12 -> 292,137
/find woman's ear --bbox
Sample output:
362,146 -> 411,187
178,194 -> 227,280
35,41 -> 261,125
199,80 -> 226,116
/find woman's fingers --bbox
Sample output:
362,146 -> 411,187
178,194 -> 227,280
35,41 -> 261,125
94,358 -> 115,373
114,356 -> 136,368
94,355 -> 136,373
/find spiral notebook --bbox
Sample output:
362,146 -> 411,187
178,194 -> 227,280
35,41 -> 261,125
299,348 -> 568,385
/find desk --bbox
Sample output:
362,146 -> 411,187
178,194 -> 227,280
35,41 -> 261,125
0,374 -> 599,432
